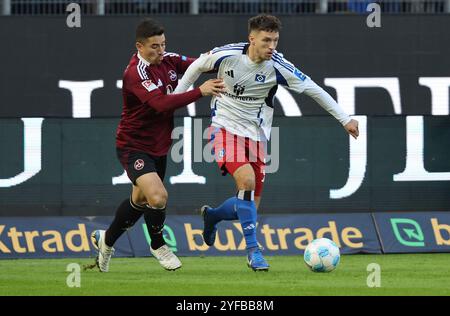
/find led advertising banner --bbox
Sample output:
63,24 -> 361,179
128,213 -> 382,257
0,214 -> 382,259
373,212 -> 450,253
0,216 -> 132,259
0,117 -> 449,215
2,212 -> 449,259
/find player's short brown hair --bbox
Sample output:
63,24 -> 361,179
248,14 -> 282,33
136,18 -> 164,43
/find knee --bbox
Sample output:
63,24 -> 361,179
146,190 -> 168,209
238,176 -> 256,191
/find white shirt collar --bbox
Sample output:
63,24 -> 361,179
137,52 -> 150,66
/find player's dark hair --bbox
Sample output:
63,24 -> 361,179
136,18 -> 164,43
248,14 -> 281,33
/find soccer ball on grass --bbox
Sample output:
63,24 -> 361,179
304,238 -> 340,272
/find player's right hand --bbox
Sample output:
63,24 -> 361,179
344,119 -> 359,139
199,79 -> 226,97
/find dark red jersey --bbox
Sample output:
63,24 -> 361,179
116,52 -> 202,156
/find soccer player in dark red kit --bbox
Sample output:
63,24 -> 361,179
89,18 -> 224,272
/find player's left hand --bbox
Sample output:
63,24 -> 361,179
344,119 -> 359,139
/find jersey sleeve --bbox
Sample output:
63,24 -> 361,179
127,75 -> 161,104
273,53 -> 352,126
126,71 -> 202,112
272,52 -> 311,94
174,45 -> 241,93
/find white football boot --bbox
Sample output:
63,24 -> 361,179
91,230 -> 115,272
150,244 -> 182,271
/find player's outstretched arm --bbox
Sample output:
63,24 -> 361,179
175,53 -> 216,93
273,56 -> 359,139
302,81 -> 358,139
146,88 -> 202,112
145,78 -> 224,112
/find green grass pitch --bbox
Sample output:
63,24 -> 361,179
1,254 -> 449,296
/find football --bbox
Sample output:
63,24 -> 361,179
304,238 -> 340,272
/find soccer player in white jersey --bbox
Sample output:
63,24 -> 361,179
174,14 -> 359,271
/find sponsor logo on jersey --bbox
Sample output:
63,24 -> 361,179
255,74 -> 266,83
225,70 -> 234,78
294,68 -> 307,81
233,83 -> 245,96
134,159 -> 145,171
141,80 -> 157,92
223,91 -> 257,101
157,79 -> 163,87
168,70 -> 178,81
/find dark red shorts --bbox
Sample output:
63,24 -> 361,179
208,127 -> 266,197
116,148 -> 167,185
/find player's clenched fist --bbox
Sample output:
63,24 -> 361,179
344,119 -> 359,139
199,79 -> 226,97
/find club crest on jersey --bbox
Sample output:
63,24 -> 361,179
294,68 -> 307,81
168,70 -> 178,81
255,74 -> 266,83
134,159 -> 145,170
141,80 -> 157,92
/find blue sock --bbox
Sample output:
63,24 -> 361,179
235,191 -> 258,250
208,197 -> 238,222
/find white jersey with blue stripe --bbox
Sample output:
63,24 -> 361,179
175,43 -> 351,141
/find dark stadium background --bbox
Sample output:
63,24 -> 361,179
0,2 -> 449,216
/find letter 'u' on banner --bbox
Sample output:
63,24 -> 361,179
329,115 -> 367,199
0,118 -> 44,188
